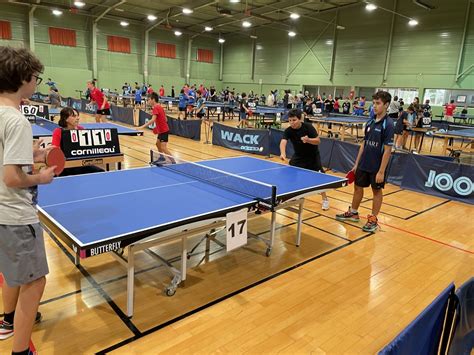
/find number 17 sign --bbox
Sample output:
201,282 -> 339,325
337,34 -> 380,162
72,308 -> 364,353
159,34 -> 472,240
226,209 -> 248,252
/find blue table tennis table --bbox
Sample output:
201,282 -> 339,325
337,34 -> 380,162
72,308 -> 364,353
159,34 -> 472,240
38,155 -> 346,316
433,128 -> 474,155
308,115 -> 369,141
31,117 -> 143,139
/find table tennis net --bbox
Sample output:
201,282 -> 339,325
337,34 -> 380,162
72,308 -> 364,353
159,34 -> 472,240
150,151 -> 277,207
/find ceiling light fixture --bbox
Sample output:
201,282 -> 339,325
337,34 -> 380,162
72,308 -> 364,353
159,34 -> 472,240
182,8 -> 193,14
289,13 -> 300,19
288,31 -> 296,37
242,21 -> 252,28
52,9 -> 63,16
147,15 -> 157,21
408,19 -> 418,26
174,30 -> 182,36
218,38 -> 225,43
229,0 -> 240,3
365,3 -> 377,11
74,1 -> 85,7
120,21 -> 129,27
204,26 -> 213,31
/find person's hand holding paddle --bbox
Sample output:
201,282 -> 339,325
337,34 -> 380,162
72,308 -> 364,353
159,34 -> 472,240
38,165 -> 57,184
35,146 -> 65,176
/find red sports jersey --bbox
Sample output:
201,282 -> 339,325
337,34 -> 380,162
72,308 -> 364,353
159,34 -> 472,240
90,88 -> 110,109
52,126 -> 85,147
159,88 -> 165,97
445,104 -> 456,116
151,104 -> 169,134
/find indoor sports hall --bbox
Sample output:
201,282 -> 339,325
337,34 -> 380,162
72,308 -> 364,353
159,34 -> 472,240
0,0 -> 473,354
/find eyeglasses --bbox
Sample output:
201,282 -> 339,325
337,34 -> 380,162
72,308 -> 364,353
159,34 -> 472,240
33,74 -> 43,85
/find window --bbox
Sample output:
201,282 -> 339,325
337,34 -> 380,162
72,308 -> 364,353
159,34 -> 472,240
156,43 -> 176,59
378,87 -> 419,104
107,36 -> 131,53
0,21 -> 12,40
197,49 -> 213,63
49,27 -> 77,47
423,89 -> 448,106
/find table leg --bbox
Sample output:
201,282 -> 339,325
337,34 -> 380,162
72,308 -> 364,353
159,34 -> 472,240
126,245 -> 135,318
181,235 -> 187,282
296,199 -> 305,247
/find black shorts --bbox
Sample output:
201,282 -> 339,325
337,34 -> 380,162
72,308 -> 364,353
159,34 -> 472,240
197,111 -> 205,119
289,155 -> 324,173
394,124 -> 403,135
157,132 -> 169,142
355,169 -> 385,189
178,107 -> 186,112
97,108 -> 111,115
135,100 -> 141,105
388,112 -> 399,119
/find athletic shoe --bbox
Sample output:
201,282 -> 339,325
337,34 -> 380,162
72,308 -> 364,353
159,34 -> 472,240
0,312 -> 42,340
362,215 -> 378,232
322,199 -> 330,211
335,207 -> 360,222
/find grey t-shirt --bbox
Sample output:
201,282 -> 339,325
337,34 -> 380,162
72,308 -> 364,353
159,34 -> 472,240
49,91 -> 60,106
0,106 -> 38,225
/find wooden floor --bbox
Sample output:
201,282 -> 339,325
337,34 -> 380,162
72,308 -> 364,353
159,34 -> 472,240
1,110 -> 473,354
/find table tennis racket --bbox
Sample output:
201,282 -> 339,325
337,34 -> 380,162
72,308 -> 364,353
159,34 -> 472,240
346,170 -> 355,184
44,147 -> 65,175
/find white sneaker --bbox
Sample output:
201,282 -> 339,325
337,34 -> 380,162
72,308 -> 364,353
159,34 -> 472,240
322,199 -> 330,211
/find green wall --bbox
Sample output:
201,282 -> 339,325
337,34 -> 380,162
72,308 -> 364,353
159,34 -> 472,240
222,0 -> 474,111
0,4 -> 222,97
1,0 -> 473,109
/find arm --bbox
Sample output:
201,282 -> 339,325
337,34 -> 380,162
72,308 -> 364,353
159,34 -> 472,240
138,115 -> 157,130
301,136 -> 320,145
352,143 -> 365,172
3,165 -> 55,188
376,145 -> 392,183
279,139 -> 288,161
101,96 -> 108,110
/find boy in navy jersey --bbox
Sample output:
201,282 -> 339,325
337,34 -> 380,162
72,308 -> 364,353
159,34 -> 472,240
336,91 -> 395,232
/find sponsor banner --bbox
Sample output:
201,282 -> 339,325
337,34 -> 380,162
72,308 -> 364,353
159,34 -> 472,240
69,98 -> 83,112
81,99 -> 98,115
110,105 -> 133,124
30,92 -> 48,103
401,154 -> 473,204
212,123 -> 270,156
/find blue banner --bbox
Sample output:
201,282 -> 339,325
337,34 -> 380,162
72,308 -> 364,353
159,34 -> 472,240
110,105 -> 133,125
449,278 -> 474,355
401,154 -> 474,204
269,128 -> 294,157
167,116 -> 201,141
380,284 -> 455,355
212,123 -> 270,156
138,110 -> 201,141
81,99 -> 98,115
328,140 -> 359,173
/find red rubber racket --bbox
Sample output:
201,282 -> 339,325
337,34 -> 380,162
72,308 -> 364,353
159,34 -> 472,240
346,170 -> 355,184
45,147 -> 66,176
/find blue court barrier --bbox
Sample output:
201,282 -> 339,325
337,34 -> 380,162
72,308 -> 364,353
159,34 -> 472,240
400,154 -> 473,204
212,123 -> 270,156
110,105 -> 134,125
449,278 -> 474,355
379,284 -> 456,355
138,110 -> 201,141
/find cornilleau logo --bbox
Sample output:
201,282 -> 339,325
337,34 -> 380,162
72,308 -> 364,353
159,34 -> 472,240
221,130 -> 259,145
425,170 -> 473,196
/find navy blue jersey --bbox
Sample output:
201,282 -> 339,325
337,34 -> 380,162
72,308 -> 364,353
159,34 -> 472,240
358,115 -> 394,173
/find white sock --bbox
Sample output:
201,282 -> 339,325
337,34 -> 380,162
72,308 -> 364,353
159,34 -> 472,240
351,208 -> 358,214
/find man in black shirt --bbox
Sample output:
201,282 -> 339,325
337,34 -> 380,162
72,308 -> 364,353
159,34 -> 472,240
324,94 -> 335,113
342,97 -> 351,115
280,109 -> 329,210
